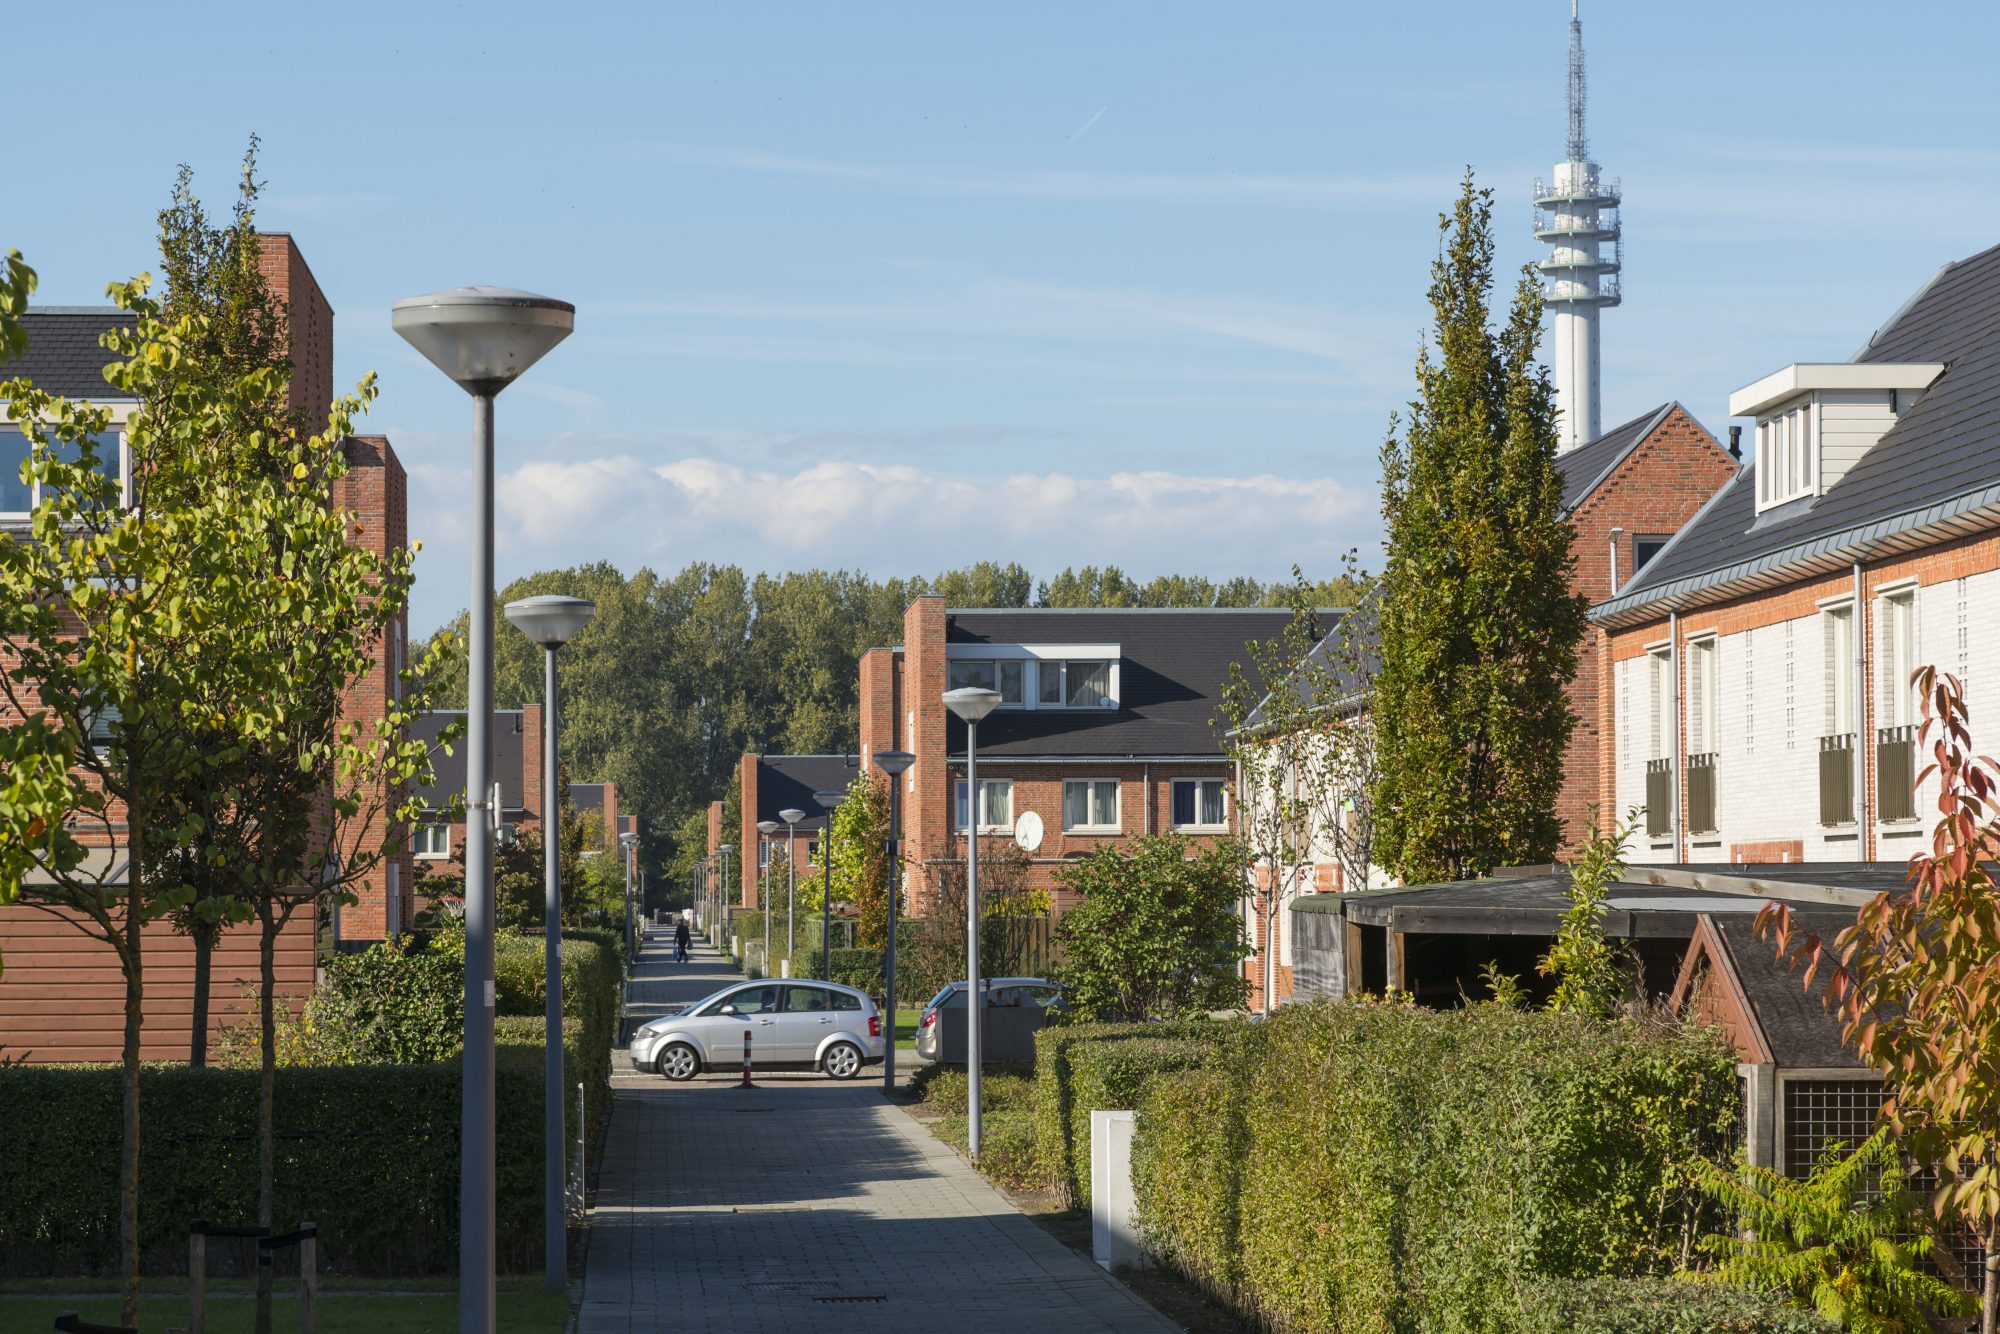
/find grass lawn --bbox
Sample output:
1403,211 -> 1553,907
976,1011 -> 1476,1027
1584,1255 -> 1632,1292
2,1278 -> 569,1333
894,1007 -> 920,1050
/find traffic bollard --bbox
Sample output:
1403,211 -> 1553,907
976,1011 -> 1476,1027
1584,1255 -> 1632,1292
740,1027 -> 754,1087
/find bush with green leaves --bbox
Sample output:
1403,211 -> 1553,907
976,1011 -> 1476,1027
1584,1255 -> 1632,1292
1032,1020 -> 1238,1208
793,945 -> 889,997
1527,1279 -> 1839,1334
1130,1000 -> 1739,1333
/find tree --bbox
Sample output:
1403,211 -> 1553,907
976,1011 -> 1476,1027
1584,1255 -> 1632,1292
901,841 -> 1047,1001
1370,173 -> 1586,884
1538,813 -> 1633,1017
1051,834 -> 1250,1022
1695,1125 -> 1974,1331
828,773 -> 893,948
1760,668 -> 2000,1331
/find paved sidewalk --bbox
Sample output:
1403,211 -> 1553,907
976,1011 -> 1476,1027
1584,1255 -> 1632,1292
580,931 -> 1177,1332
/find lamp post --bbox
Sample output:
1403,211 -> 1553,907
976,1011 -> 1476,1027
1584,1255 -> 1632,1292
393,284 -> 572,1334
873,750 -> 914,1093
619,831 -> 639,965
779,808 -> 805,974
756,820 -> 779,974
942,686 -> 1002,1159
717,843 -> 735,941
813,789 -> 843,979
502,594 -> 595,1295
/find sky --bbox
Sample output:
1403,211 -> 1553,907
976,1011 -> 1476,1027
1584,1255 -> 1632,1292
12,1 -> 2000,634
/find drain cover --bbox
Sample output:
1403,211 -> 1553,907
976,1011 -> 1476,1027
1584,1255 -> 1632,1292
745,1280 -> 842,1294
814,1294 -> 888,1304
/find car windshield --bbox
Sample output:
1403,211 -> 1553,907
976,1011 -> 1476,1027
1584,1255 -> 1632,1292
925,985 -> 959,1011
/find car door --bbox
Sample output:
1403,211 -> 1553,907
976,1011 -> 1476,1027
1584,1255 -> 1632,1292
705,983 -> 781,1064
773,984 -> 838,1061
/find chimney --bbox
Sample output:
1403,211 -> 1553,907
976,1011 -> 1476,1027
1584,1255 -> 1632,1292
254,233 -> 334,416
1727,425 -> 1742,460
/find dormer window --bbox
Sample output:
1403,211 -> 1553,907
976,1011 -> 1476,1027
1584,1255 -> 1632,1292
945,644 -> 1121,710
1730,362 -> 1943,516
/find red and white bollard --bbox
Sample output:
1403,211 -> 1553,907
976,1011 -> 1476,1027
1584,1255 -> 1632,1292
740,1027 -> 754,1088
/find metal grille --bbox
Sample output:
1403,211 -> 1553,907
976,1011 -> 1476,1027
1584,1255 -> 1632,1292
1877,725 -> 1918,823
1644,759 -> 1673,837
1783,1079 -> 1884,1179
1686,753 -> 1717,835
1818,735 -> 1854,826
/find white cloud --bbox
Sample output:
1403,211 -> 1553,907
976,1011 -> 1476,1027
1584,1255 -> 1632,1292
409,451 -> 1375,630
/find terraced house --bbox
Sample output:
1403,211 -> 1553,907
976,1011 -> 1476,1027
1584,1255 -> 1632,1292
1594,240 -> 2000,864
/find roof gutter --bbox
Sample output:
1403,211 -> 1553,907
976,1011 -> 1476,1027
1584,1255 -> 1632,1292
1590,481 -> 2000,629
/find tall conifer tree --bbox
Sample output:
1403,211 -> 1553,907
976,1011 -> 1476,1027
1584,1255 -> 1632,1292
1370,175 -> 1586,883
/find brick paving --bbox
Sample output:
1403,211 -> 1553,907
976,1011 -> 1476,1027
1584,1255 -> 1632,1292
579,927 -> 1177,1332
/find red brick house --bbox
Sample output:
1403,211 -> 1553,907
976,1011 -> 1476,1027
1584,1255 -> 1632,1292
727,753 -> 856,910
0,234 -> 414,1062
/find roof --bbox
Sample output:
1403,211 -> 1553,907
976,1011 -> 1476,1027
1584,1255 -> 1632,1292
754,754 -> 859,832
568,783 -> 607,815
944,607 -> 1300,759
414,710 -> 531,813
1701,911 -> 1866,1069
4,309 -> 132,400
1557,403 -> 1675,513
1597,241 -> 2000,624
1241,597 -> 1376,731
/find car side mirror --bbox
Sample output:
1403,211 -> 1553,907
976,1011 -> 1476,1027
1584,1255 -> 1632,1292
719,1004 -> 738,1016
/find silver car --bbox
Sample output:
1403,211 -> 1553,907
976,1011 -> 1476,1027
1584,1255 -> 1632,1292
631,979 -> 886,1081
914,977 -> 1066,1062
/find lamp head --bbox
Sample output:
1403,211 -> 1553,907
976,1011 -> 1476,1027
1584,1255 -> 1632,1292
391,286 -> 574,396
718,843 -> 736,856
619,831 -> 639,850
873,748 -> 916,777
504,594 -> 596,649
813,788 -> 843,811
778,808 -> 806,825
943,686 -> 1003,724
757,820 -> 780,835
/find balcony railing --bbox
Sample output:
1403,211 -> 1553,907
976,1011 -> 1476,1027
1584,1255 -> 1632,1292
1644,759 -> 1673,837
1686,752 -> 1717,835
1819,734 -> 1855,826
1877,724 -> 1918,823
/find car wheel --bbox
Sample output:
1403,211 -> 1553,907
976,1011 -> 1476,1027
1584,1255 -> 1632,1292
657,1042 -> 700,1081
822,1041 -> 864,1080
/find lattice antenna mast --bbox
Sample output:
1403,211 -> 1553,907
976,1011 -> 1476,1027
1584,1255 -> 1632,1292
1566,0 -> 1588,162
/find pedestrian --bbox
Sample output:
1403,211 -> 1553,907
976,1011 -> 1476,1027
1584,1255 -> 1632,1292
674,916 -> 691,964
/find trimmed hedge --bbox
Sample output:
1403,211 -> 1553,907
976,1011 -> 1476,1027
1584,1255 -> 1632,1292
1527,1279 -> 1837,1333
793,946 -> 888,998
0,1020 -> 583,1277
1032,1020 -> 1238,1209
1131,1001 -> 1740,1334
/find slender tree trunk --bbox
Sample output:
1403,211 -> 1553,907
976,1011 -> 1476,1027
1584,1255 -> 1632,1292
189,920 -> 214,1068
118,843 -> 145,1330
1983,1217 -> 1998,1334
254,898 -> 278,1334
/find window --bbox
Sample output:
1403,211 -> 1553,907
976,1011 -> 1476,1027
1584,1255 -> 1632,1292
1756,401 -> 1816,511
1878,591 -> 1918,730
1686,637 -> 1717,755
1172,779 -> 1228,830
1063,779 -> 1121,832
1064,660 -> 1111,708
782,985 -> 833,1013
414,823 -> 451,859
1647,648 -> 1672,760
947,657 -> 1025,706
0,426 -> 127,518
705,984 -> 779,1015
1824,605 -> 1855,737
954,779 -> 1013,831
1632,535 -> 1671,571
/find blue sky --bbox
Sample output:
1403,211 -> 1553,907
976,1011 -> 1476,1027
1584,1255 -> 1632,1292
12,1 -> 1999,632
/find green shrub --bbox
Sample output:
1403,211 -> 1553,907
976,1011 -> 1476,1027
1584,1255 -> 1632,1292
1032,1020 -> 1236,1209
793,945 -> 887,997
1130,1001 -> 1739,1334
1527,1279 -> 1838,1333
0,1022 -> 586,1277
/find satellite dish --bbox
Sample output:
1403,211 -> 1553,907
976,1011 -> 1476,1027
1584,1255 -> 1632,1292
1014,810 -> 1044,853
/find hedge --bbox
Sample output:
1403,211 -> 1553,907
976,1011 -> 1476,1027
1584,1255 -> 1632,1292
1032,1020 -> 1239,1209
792,945 -> 888,998
1525,1279 -> 1837,1334
0,1020 -> 583,1277
1131,1001 -> 1740,1334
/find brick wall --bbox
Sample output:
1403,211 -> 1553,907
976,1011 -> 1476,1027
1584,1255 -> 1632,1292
255,233 -> 333,418
738,753 -> 761,908
903,599 -> 949,912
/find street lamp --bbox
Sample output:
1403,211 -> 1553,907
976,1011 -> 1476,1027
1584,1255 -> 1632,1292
619,831 -> 639,965
393,283 -> 572,1334
813,789 -> 843,980
502,594 -> 594,1296
756,819 -> 779,975
779,808 -> 806,974
943,686 -> 1002,1159
717,843 -> 735,942
873,750 -> 914,1093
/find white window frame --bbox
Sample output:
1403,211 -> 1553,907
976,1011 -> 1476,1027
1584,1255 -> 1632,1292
1062,778 -> 1122,834
954,778 -> 1014,833
1823,603 -> 1856,737
0,411 -> 135,521
1171,778 -> 1229,831
414,822 -> 451,860
1647,647 -> 1672,761
944,644 -> 1122,712
1755,399 -> 1817,512
1685,635 -> 1718,755
1878,588 -> 1919,730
